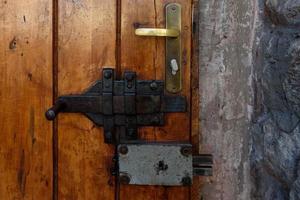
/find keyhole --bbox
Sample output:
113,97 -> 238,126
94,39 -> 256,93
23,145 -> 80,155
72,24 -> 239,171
155,160 -> 168,175
170,59 -> 179,75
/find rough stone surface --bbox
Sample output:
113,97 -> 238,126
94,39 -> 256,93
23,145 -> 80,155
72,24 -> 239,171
251,1 -> 300,199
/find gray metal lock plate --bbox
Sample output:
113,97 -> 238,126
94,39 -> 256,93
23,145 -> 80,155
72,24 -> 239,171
118,143 -> 193,186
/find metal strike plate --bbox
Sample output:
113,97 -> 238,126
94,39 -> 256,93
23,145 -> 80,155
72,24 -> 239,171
118,143 -> 193,186
166,3 -> 181,93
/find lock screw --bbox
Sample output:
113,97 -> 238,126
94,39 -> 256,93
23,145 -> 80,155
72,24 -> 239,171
151,116 -> 160,124
181,176 -> 192,186
120,174 -> 131,184
150,81 -> 158,90
119,145 -> 128,155
181,146 -> 192,157
104,71 -> 112,79
127,83 -> 133,89
125,73 -> 135,81
127,129 -> 135,137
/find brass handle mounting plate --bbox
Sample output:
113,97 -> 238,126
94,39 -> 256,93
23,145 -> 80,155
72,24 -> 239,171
135,3 -> 182,93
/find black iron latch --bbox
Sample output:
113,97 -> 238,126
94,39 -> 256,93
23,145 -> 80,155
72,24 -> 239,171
45,68 -> 213,185
46,68 -> 187,144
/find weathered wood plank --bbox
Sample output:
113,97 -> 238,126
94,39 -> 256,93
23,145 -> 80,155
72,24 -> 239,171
0,0 -> 53,199
191,1 -> 202,199
57,1 -> 116,199
119,0 -> 192,199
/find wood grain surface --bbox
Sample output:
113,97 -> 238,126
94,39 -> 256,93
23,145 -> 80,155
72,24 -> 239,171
57,0 -> 116,199
0,0 -> 197,199
0,0 -> 53,199
119,0 -> 192,199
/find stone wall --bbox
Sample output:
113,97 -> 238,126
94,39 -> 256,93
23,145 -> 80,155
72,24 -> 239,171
198,0 -> 300,199
251,1 -> 300,199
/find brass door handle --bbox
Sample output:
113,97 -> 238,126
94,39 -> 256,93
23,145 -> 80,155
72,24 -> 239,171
134,3 -> 182,93
135,28 -> 180,38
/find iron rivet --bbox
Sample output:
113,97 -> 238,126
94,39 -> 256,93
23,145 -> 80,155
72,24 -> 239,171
127,129 -> 135,136
104,71 -> 112,79
181,146 -> 192,157
152,116 -> 160,124
119,145 -> 128,155
127,83 -> 133,89
181,176 -> 192,186
120,174 -> 131,184
111,169 -> 117,176
150,81 -> 158,90
112,156 -> 117,162
125,73 -> 135,81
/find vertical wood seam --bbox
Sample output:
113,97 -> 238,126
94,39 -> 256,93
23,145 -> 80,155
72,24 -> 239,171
52,0 -> 59,199
154,0 -> 158,80
190,0 -> 199,143
115,1 -> 122,199
190,0 -> 201,199
116,0 -> 122,78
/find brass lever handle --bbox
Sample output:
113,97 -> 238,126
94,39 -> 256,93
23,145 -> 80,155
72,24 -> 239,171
134,3 -> 182,93
135,28 -> 180,38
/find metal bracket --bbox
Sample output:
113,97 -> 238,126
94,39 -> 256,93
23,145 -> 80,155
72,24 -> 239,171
166,3 -> 182,93
117,143 -> 213,186
45,68 -> 187,144
135,3 -> 182,93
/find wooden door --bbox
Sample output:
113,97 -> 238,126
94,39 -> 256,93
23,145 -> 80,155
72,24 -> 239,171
0,0 -> 199,199
0,0 -> 53,199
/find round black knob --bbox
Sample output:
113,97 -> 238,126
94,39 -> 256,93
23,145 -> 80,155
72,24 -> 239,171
45,100 -> 66,121
45,109 -> 56,120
